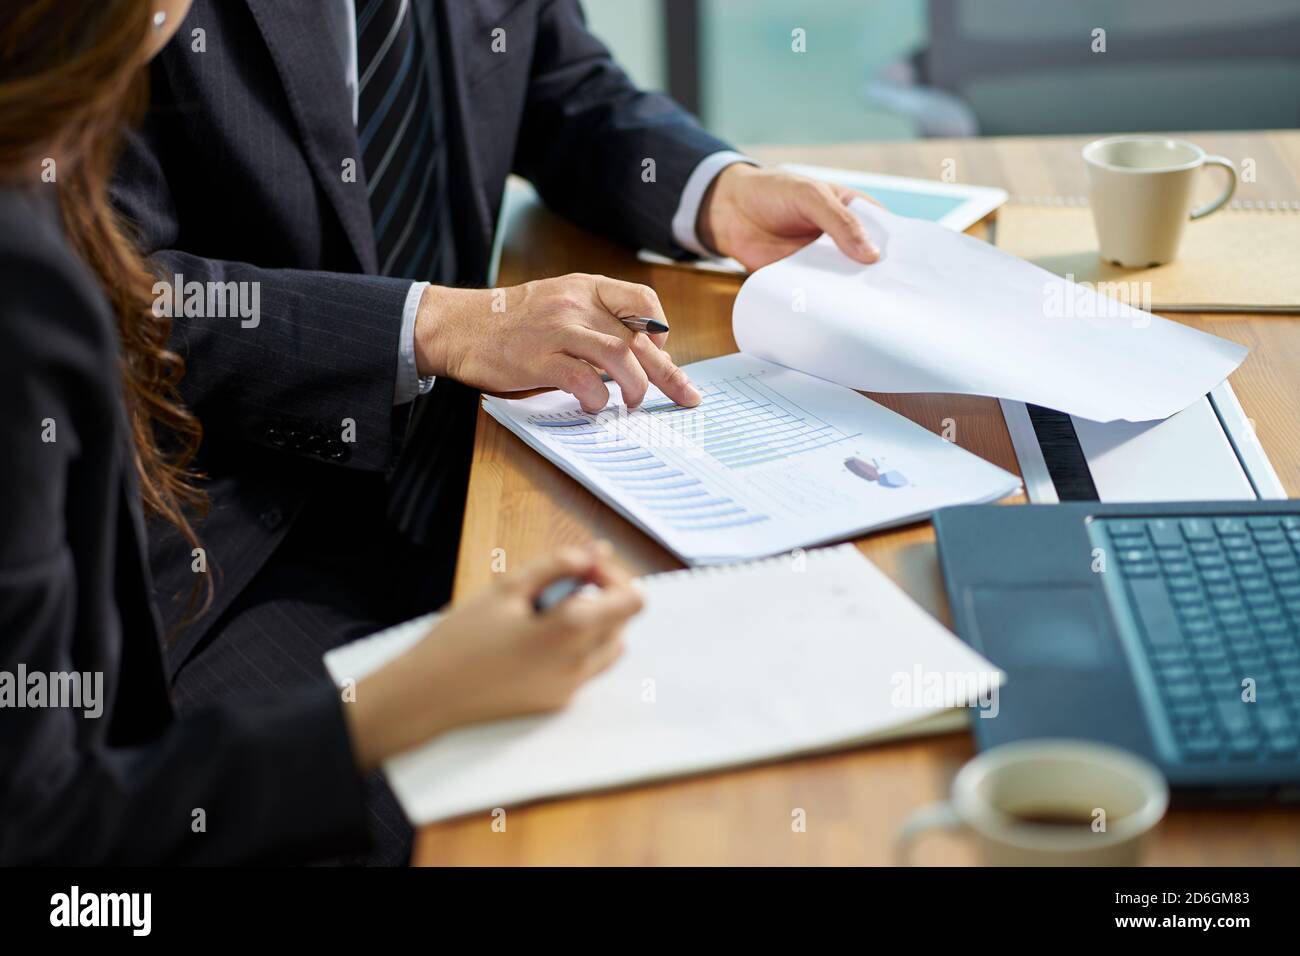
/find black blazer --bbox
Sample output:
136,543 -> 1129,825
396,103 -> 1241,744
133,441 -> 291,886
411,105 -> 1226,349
111,0 -> 732,665
0,188 -> 370,864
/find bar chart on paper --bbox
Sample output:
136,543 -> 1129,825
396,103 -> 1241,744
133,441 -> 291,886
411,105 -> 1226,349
485,353 -> 1021,564
656,374 -> 859,468
523,370 -> 868,538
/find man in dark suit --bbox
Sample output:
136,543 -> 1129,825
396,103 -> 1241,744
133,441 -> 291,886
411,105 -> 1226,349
112,0 -> 878,861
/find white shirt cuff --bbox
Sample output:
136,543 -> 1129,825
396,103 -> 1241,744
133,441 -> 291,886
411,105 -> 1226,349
670,150 -> 756,257
395,280 -> 436,405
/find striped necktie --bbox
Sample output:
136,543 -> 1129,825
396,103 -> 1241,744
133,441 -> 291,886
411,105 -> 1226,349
355,0 -> 452,281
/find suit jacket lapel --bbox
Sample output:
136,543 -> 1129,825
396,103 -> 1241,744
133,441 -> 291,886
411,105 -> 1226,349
433,0 -> 492,282
244,0 -> 377,273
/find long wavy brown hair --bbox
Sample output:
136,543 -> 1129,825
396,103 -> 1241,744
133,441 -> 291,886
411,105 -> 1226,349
0,1 -> 208,611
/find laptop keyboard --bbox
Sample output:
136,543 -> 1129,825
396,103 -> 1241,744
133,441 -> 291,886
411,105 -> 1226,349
1095,515 -> 1300,763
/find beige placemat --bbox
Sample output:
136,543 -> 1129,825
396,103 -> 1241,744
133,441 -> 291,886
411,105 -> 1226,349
995,203 -> 1300,312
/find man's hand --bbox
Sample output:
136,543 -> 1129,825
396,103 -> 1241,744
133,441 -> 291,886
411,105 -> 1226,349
697,163 -> 881,271
415,274 -> 702,413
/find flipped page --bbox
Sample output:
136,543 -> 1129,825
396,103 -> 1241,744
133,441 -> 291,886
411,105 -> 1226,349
734,201 -> 1247,424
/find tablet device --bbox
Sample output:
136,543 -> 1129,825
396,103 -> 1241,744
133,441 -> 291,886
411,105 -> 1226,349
639,163 -> 1008,274
782,163 -> 1008,232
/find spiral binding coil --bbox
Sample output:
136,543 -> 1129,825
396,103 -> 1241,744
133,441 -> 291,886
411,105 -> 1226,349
637,542 -> 858,589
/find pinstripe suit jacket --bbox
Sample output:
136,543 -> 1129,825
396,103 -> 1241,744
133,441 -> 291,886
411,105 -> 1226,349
111,0 -> 731,668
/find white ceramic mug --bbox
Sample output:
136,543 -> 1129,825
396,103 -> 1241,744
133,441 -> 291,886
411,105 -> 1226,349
895,739 -> 1169,866
1083,136 -> 1237,267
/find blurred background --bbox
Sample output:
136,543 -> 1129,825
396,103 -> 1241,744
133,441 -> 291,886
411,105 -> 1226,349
581,0 -> 1300,144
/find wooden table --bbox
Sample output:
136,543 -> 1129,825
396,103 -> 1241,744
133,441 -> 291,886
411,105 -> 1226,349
415,132 -> 1300,865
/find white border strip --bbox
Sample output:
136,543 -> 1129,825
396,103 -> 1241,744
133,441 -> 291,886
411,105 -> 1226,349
1001,385 -> 1285,504
1209,381 -> 1287,499
999,398 -> 1058,504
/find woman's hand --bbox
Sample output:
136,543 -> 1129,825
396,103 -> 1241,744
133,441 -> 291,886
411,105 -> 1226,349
344,542 -> 641,770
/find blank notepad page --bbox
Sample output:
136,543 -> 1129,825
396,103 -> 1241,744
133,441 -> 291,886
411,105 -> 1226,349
324,545 -> 1002,824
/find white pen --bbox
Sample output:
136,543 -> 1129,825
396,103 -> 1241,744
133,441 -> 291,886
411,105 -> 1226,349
619,315 -> 669,334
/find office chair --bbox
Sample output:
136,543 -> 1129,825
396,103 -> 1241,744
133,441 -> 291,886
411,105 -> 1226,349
878,0 -> 1300,136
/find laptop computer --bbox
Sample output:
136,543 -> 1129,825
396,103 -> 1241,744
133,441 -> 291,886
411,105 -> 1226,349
932,500 -> 1300,802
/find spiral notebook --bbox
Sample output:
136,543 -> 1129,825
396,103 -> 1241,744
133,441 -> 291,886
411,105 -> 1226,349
323,545 -> 1002,825
995,200 -> 1300,312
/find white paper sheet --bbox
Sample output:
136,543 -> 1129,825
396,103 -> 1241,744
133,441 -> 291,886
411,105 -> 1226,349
484,353 -> 1020,566
1070,398 -> 1256,502
323,545 -> 1003,825
733,202 -> 1247,423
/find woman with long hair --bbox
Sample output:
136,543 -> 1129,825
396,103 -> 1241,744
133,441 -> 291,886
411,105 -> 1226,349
0,0 -> 638,864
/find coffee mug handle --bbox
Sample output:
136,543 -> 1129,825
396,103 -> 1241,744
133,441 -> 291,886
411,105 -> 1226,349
1190,155 -> 1237,220
894,802 -> 966,866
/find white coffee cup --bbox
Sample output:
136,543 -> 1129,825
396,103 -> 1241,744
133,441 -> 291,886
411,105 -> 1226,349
1083,136 -> 1237,267
895,739 -> 1169,866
